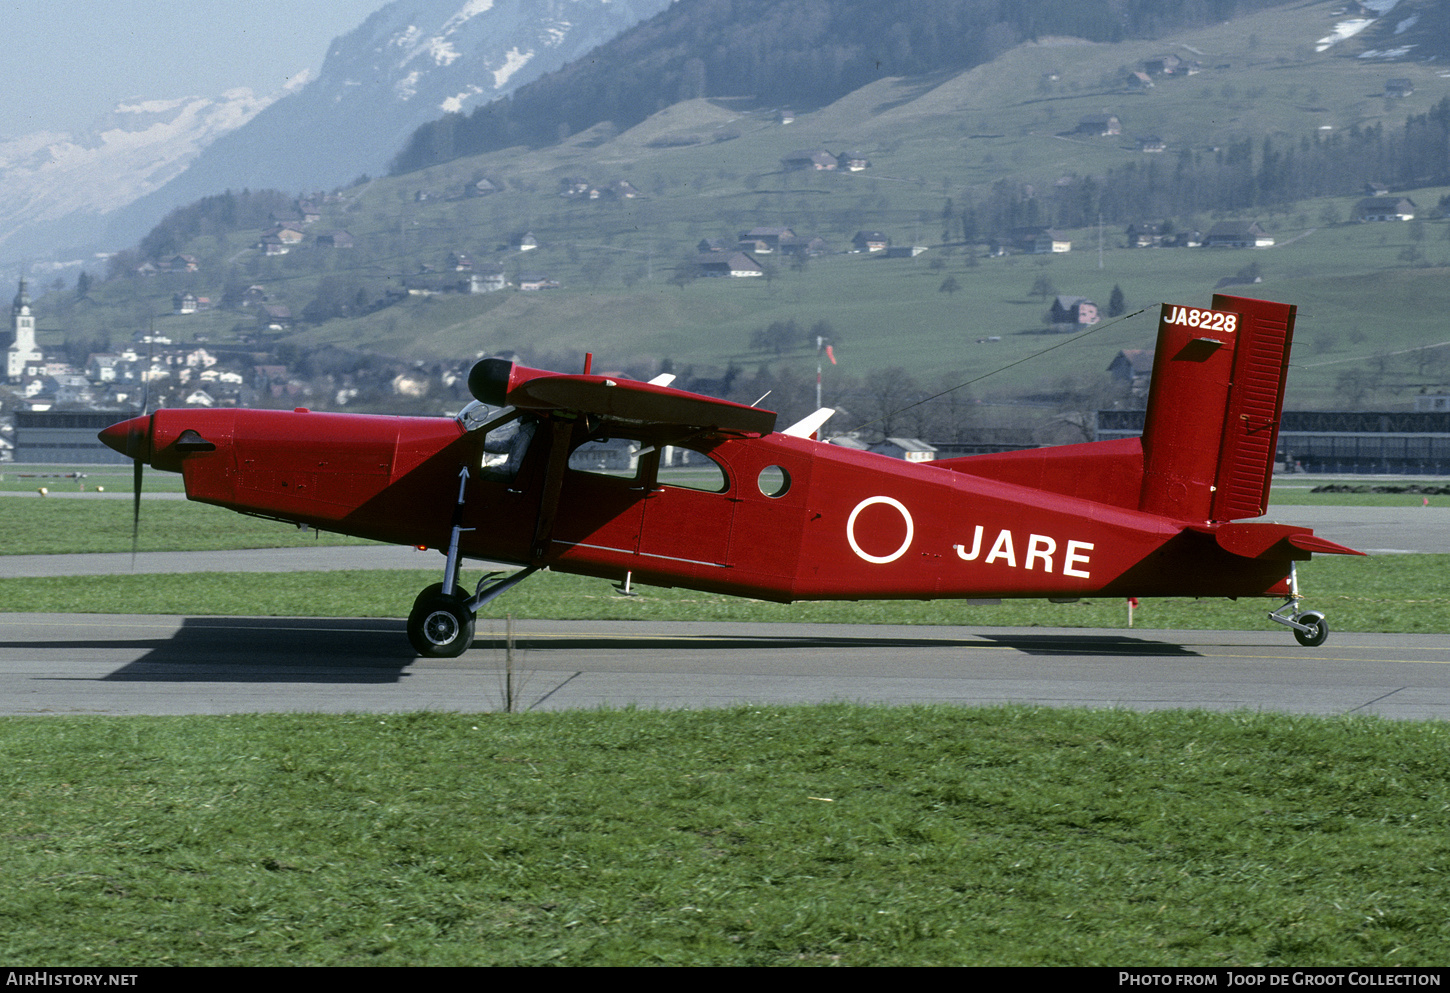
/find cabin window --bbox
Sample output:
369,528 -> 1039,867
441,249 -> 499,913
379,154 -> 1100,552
568,437 -> 644,480
758,465 -> 791,498
656,446 -> 729,493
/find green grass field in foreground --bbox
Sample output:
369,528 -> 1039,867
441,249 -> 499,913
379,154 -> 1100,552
0,553 -> 1443,633
2,707 -> 1447,966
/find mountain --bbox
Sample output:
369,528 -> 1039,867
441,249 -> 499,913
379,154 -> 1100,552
0,86 -> 286,261
389,0 -> 1312,174
101,0 -> 672,251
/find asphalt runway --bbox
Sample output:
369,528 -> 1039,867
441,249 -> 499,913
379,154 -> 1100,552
0,502 -> 1446,719
1,615 -> 1447,719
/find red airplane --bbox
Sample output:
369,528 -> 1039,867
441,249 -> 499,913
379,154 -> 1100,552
101,293 -> 1362,657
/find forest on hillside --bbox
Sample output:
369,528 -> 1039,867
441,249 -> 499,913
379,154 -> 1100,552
390,0 -> 1301,174
968,99 -> 1450,236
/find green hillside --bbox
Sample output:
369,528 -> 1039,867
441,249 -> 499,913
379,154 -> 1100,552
36,0 -> 1450,423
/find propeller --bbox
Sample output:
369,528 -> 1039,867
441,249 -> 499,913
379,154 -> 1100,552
98,411 -> 153,564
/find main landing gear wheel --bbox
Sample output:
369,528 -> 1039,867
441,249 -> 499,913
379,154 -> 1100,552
407,583 -> 475,658
1292,611 -> 1328,648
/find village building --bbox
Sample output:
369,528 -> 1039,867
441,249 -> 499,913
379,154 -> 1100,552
696,252 -> 763,277
5,279 -> 44,384
1205,221 -> 1274,248
1074,114 -> 1121,136
1010,227 -> 1071,254
1108,349 -> 1155,394
1355,197 -> 1416,222
870,438 -> 937,462
851,231 -> 889,253
1048,295 -> 1100,326
781,149 -> 837,170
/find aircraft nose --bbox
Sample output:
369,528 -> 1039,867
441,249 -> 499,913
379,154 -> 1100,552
98,415 -> 151,461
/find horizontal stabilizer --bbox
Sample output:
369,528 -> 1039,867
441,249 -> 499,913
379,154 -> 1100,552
1190,522 -> 1365,560
1286,533 -> 1366,557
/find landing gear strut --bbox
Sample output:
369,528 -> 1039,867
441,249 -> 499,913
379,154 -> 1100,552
1267,561 -> 1329,647
405,466 -> 539,657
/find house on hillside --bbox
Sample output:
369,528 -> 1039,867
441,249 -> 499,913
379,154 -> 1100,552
1108,349 -> 1154,393
1138,135 -> 1166,153
781,149 -> 837,170
315,230 -> 355,249
779,235 -> 828,257
851,231 -> 889,253
1386,78 -> 1414,97
1355,197 -> 1416,222
464,266 -> 507,294
510,231 -> 538,251
1011,226 -> 1071,254
518,274 -> 560,291
696,252 -> 763,277
738,227 -> 794,252
1074,114 -> 1121,136
1205,221 -> 1274,248
1048,295 -> 1100,326
1126,222 -> 1167,247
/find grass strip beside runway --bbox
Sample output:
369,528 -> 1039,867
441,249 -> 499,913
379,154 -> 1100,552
0,554 -> 1445,632
2,706 -> 1447,966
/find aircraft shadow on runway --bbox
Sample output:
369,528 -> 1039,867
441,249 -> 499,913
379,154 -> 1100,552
472,632 -> 1205,657
54,618 -> 414,684
5,620 -> 1204,686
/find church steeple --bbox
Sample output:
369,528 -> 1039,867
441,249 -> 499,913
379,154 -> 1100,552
7,276 -> 40,384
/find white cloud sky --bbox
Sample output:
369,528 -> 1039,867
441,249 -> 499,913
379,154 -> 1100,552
0,1 -> 387,137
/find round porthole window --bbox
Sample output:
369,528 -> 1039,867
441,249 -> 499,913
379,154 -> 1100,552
758,465 -> 791,497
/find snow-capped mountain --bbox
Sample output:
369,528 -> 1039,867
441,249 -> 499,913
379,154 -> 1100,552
0,86 -> 287,260
102,0 -> 672,250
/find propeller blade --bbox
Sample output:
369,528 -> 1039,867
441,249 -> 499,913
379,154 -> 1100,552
132,454 -> 143,564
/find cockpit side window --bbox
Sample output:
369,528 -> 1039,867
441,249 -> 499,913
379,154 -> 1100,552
656,446 -> 729,493
567,436 -> 646,481
477,412 -> 536,482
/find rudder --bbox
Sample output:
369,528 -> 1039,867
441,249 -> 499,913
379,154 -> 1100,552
1139,295 -> 1295,522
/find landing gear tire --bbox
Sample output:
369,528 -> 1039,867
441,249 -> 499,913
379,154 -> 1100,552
1292,611 -> 1328,647
407,583 -> 475,658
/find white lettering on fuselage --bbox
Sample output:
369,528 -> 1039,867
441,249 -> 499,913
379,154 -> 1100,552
954,525 -> 1094,579
845,498 -> 1095,579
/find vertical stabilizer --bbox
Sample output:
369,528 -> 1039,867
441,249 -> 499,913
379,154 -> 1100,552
1139,295 -> 1296,522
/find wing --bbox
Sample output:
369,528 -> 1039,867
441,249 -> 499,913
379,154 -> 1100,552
467,357 -> 777,435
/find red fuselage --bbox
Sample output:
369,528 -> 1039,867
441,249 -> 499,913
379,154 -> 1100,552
102,405 -> 1298,604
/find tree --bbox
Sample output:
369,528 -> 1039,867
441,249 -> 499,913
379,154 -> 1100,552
861,366 -> 919,441
1108,284 -> 1125,317
938,275 -> 961,295
1030,274 -> 1056,302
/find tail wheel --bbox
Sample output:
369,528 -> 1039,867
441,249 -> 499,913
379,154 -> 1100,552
407,583 -> 475,658
1293,611 -> 1328,647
